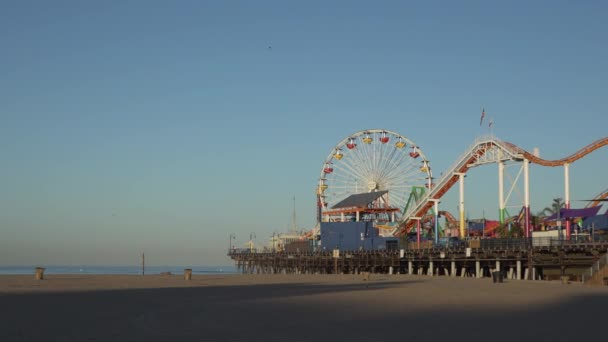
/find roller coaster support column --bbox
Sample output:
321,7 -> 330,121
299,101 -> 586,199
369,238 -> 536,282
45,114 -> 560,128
564,163 -> 571,239
498,161 -> 506,224
455,172 -> 466,238
430,199 -> 440,244
410,217 -> 421,249
524,159 -> 531,237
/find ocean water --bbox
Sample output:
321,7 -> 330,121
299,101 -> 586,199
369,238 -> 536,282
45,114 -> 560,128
0,265 -> 237,275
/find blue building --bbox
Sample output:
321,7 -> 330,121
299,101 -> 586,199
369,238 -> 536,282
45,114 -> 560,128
320,221 -> 398,251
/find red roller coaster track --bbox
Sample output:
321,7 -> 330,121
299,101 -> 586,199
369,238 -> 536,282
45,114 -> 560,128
504,137 -> 608,167
398,137 -> 608,235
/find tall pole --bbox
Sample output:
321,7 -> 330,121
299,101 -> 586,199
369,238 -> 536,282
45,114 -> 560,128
229,233 -> 235,251
564,163 -> 571,239
557,203 -> 562,239
418,219 -> 421,249
430,199 -> 439,244
249,233 -> 256,252
316,195 -> 322,224
142,253 -> 145,276
292,196 -> 297,232
524,159 -> 530,237
498,161 -> 505,224
456,173 -> 466,238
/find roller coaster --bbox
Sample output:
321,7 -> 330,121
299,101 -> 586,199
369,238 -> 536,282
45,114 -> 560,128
398,136 -> 608,238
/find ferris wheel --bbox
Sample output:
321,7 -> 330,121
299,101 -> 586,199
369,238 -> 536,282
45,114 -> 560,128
317,129 -> 432,221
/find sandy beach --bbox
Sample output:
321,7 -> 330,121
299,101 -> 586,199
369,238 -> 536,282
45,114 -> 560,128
1,274 -> 607,341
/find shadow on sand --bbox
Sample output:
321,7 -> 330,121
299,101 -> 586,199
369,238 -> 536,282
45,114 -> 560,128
1,278 -> 606,341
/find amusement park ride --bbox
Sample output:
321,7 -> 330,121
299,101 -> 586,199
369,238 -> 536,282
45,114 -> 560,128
313,129 -> 608,244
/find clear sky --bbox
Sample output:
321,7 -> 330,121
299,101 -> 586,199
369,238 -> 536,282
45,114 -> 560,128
1,0 -> 607,266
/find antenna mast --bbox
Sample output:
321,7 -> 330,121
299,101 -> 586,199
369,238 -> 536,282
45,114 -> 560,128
292,196 -> 297,232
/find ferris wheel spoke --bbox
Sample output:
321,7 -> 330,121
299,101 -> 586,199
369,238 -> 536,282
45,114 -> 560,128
362,137 -> 381,177
330,184 -> 361,191
330,178 -> 365,191
369,138 -> 383,180
370,138 -> 382,178
380,156 -> 406,183
377,134 -> 396,177
330,173 -> 359,184
327,193 -> 353,200
328,177 -> 357,185
381,141 -> 413,173
341,153 -> 369,179
379,153 -> 416,181
388,179 -> 424,190
328,180 -> 358,190
389,155 -> 423,180
351,141 -> 374,179
395,162 -> 422,180
329,188 -> 355,195
377,142 -> 399,179
332,170 -> 365,192
362,135 -> 398,185
384,175 -> 423,185
389,193 -> 407,208
327,190 -> 356,202
337,152 -> 368,181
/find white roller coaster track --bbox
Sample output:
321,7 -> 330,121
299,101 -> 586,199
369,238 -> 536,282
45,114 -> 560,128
397,135 -> 523,234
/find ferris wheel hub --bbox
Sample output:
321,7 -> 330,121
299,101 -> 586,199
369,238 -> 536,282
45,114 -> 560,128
367,181 -> 378,192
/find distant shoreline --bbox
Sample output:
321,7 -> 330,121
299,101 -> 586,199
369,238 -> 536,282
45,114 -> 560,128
0,265 -> 236,276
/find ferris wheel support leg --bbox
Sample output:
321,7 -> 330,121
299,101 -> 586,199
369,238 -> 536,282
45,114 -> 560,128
498,161 -> 505,224
524,159 -> 531,237
564,163 -> 571,240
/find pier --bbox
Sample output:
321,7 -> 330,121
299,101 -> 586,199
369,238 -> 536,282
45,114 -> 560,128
229,239 -> 608,282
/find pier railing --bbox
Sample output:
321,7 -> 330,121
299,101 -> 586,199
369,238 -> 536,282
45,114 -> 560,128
228,238 -> 608,256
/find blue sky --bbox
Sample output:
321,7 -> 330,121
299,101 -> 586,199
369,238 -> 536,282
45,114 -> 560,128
1,0 -> 607,266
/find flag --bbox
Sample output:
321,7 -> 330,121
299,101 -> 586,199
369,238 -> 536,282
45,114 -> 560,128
479,107 -> 485,126
489,119 -> 493,128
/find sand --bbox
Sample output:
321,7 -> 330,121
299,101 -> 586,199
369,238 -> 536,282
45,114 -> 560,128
1,273 -> 607,341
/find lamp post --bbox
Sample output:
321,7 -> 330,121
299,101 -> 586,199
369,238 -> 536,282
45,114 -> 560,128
557,206 -> 562,242
249,233 -> 256,252
229,233 -> 236,252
